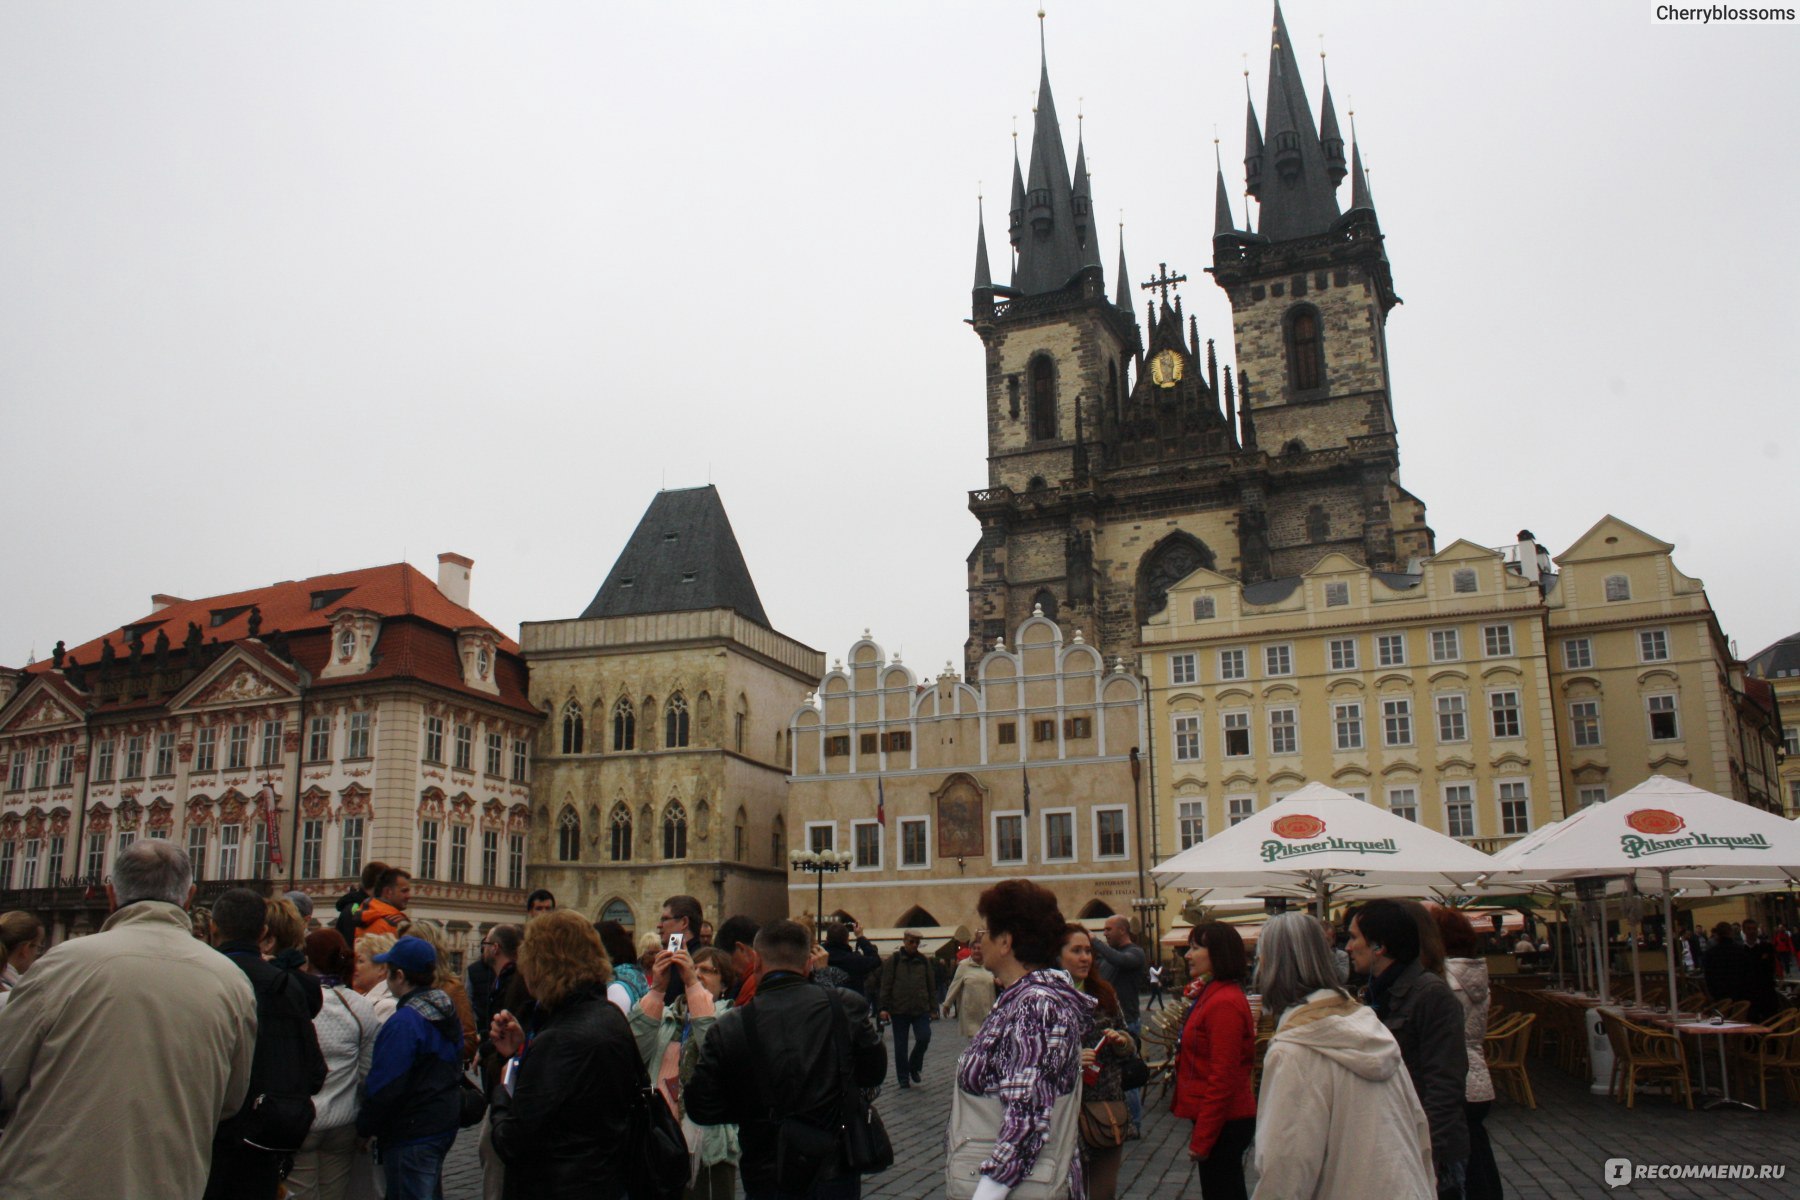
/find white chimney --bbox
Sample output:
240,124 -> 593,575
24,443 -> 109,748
437,553 -> 473,609
1514,530 -> 1540,585
150,593 -> 187,613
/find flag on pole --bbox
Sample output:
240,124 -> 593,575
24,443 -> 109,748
877,775 -> 886,827
1022,764 -> 1031,818
257,783 -> 285,870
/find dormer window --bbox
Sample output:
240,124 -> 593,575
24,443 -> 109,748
476,647 -> 490,679
337,630 -> 356,661
681,572 -> 696,584
663,532 -> 679,544
1192,596 -> 1216,620
1324,582 -> 1349,608
619,577 -> 635,589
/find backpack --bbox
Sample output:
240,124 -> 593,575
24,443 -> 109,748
624,1041 -> 690,1200
613,962 -> 649,1007
225,954 -> 329,1154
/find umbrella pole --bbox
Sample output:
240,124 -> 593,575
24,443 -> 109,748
1593,899 -> 1610,1004
1553,891 -> 1567,987
1628,876 -> 1643,1010
1661,869 -> 1680,1013
1314,874 -> 1328,921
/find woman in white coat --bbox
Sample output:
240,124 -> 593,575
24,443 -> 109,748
1250,913 -> 1434,1200
941,947 -> 998,1037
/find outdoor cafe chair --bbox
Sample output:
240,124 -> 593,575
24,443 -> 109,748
1730,1024 -> 1800,1110
1138,995 -> 1190,1101
1484,1012 -> 1537,1109
1617,1015 -> 1694,1110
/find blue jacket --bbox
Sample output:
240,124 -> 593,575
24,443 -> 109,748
357,987 -> 463,1145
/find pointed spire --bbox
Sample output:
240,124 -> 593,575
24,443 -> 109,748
973,196 -> 993,290
1008,142 -> 1026,251
1115,227 -> 1132,311
1349,132 -> 1374,213
1012,14 -> 1088,294
1214,142 -> 1236,236
1255,0 -> 1342,241
1223,365 -> 1238,446
1071,132 -> 1102,270
1319,66 -> 1347,185
1243,75 -> 1264,198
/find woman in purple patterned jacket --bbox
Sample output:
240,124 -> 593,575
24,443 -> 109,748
948,880 -> 1095,1200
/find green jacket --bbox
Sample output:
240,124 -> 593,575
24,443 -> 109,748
628,998 -> 741,1168
877,950 -> 940,1017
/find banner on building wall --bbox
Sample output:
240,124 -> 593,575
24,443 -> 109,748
256,783 -> 285,870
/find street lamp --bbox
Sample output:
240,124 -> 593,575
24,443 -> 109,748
788,847 -> 854,939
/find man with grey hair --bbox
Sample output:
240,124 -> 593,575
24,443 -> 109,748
0,839 -> 258,1200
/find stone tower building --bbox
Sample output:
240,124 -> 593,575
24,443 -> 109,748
966,2 -> 1433,670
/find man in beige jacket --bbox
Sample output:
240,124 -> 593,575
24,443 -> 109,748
0,839 -> 258,1200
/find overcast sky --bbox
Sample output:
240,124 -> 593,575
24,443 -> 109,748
2,2 -> 1795,677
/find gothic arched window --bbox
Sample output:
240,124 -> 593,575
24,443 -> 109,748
612,697 -> 636,751
662,800 -> 688,860
1029,355 -> 1058,441
556,805 -> 580,862
1286,306 -> 1325,392
665,694 -> 690,749
1032,590 -> 1058,621
1136,533 -> 1217,627
608,802 -> 632,863
561,701 -> 584,755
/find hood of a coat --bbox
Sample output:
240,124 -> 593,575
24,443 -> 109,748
1273,989 -> 1404,1082
404,987 -> 464,1054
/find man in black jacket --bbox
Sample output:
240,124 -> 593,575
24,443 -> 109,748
1349,900 -> 1469,1200
688,919 -> 886,1200
205,887 -> 327,1200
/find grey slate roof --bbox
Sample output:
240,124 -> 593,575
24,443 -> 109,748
1011,41 -> 1095,296
1748,632 -> 1800,679
579,486 -> 770,628
1252,1 -> 1345,242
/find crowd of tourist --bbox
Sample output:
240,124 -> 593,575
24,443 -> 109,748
6,842 -> 1791,1199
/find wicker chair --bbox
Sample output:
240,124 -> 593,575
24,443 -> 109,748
1139,996 -> 1190,1100
1484,1012 -> 1537,1108
1615,1016 -> 1693,1109
1731,1016 -> 1800,1109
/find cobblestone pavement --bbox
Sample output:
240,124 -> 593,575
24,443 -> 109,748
444,1020 -> 1800,1200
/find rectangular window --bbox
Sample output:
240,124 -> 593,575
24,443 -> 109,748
1324,581 -> 1349,607
1639,629 -> 1670,662
1570,700 -> 1602,747
259,720 -> 283,767
1059,718 -> 1089,741
1218,649 -> 1247,681
1578,786 -> 1607,810
1647,694 -> 1680,740
511,738 -> 528,782
1328,638 -> 1358,672
347,714 -> 372,760
482,830 -> 500,885
1388,787 -> 1419,822
218,824 -> 242,879
307,716 -> 332,763
1264,644 -> 1293,677
1564,638 -> 1593,670
20,838 -> 40,889
31,747 -> 49,789
486,732 -> 504,776
55,744 -> 74,786
1490,691 -> 1522,739
1177,799 -> 1205,849
300,819 -> 324,880
227,724 -> 250,770
46,834 -> 64,883
339,816 -> 364,878
859,732 -> 879,755
1043,811 -> 1075,861
94,739 -> 115,782
193,728 -> 216,773
1169,653 -> 1197,686
454,724 -> 473,771
899,818 -> 929,868
1430,629 -> 1461,662
1095,808 -> 1127,859
86,831 -> 106,878
1605,574 -> 1632,602
1483,624 -> 1514,657
824,735 -> 850,757
1334,702 -> 1364,751
153,732 -> 176,777
1452,568 -> 1478,594
1227,795 -> 1255,827
1436,693 -> 1468,743
123,736 -> 145,780
1785,727 -> 1800,758
1032,719 -> 1057,743
424,717 -> 445,764
1192,596 -> 1216,620
1445,784 -> 1475,838
1382,698 -> 1413,747
419,820 -> 440,880
1223,711 -> 1251,757
852,821 -> 882,869
508,833 -> 525,889
997,722 -> 1017,746
1377,634 -> 1407,667
807,823 -> 836,854
252,823 -> 268,878
885,730 -> 914,752
995,814 -> 1025,864
1269,708 -> 1298,755
1173,714 -> 1202,762
0,841 -> 14,889
7,753 -> 24,792
1499,781 -> 1531,835
187,825 -> 208,881
147,827 -> 169,841
449,824 -> 469,883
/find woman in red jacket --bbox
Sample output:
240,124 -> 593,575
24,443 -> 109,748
1172,922 -> 1257,1200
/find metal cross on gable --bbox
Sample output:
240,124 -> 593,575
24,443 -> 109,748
1140,262 -> 1187,303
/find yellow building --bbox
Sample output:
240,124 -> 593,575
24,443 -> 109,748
521,487 -> 823,932
787,614 -> 1146,932
1141,539 -> 1563,863
1746,632 -> 1800,818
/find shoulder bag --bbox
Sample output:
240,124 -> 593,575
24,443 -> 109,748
824,988 -> 893,1175
946,1079 -> 1079,1199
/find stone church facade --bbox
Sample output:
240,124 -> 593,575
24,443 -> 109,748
966,3 -> 1433,670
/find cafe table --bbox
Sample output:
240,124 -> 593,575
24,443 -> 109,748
1632,1010 -> 1772,1111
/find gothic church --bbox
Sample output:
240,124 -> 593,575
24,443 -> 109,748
966,2 -> 1433,668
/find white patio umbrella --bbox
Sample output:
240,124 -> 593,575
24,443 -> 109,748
1480,775 -> 1800,1013
1151,782 -> 1500,916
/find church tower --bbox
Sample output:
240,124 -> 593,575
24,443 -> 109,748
965,5 -> 1432,671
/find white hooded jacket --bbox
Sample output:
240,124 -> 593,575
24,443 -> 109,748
1251,988 -> 1435,1200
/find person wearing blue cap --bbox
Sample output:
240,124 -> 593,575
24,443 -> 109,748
357,934 -> 465,1199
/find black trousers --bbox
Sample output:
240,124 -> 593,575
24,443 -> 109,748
1464,1100 -> 1502,1200
203,1139 -> 284,1200
1195,1115 -> 1255,1200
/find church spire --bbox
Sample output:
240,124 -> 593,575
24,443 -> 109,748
973,197 -> 993,290
1012,18 -> 1089,295
1318,63 -> 1347,186
1072,131 -> 1102,270
1008,142 -> 1025,252
1214,143 -> 1236,236
1115,227 -> 1132,311
1349,115 -> 1375,213
1254,0 -> 1342,241
1243,75 -> 1264,200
